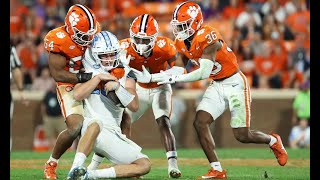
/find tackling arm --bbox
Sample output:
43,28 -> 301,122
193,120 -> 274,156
48,52 -> 93,84
153,42 -> 221,84
74,74 -> 117,101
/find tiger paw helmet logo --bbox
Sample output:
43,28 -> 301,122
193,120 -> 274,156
69,12 -> 80,26
187,6 -> 198,18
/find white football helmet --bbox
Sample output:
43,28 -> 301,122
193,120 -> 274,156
83,31 -> 120,73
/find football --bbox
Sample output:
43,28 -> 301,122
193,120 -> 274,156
106,90 -> 124,108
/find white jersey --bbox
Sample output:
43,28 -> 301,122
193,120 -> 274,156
82,49 -> 129,129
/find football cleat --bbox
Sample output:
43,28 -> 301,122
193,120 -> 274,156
44,161 -> 57,179
270,133 -> 288,166
168,167 -> 181,178
67,166 -> 88,180
199,168 -> 227,179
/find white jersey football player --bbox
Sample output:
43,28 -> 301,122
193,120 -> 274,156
67,31 -> 150,180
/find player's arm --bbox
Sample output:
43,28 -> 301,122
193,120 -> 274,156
48,52 -> 93,84
104,78 -> 139,112
153,42 -> 221,84
123,78 -> 139,112
74,74 -> 117,101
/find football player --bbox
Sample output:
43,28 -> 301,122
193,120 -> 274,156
151,1 -> 288,179
67,30 -> 151,180
87,14 -> 184,179
43,4 -> 100,179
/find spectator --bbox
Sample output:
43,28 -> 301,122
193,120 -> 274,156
285,0 -> 310,35
235,2 -> 262,30
291,80 -> 310,125
31,66 -> 56,92
261,0 -> 286,23
222,0 -> 244,21
288,118 -> 310,148
41,82 -> 66,150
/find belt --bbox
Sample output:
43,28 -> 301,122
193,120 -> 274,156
213,69 -> 239,82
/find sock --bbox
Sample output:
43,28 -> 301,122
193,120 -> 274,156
210,162 -> 223,172
87,153 -> 104,170
70,152 -> 87,171
88,167 -> 116,179
166,151 -> 178,168
47,155 -> 59,164
269,135 -> 277,146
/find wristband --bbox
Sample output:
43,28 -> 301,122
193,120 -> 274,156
76,72 -> 93,83
115,85 -> 135,107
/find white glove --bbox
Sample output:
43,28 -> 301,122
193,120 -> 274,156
118,49 -> 130,66
152,71 -> 178,85
130,65 -> 152,83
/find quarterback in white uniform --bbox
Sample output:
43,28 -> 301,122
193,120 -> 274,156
67,31 -> 150,180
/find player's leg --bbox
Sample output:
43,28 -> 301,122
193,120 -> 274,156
195,82 -> 227,179
152,84 -> 181,178
69,119 -> 102,172
229,72 -> 287,166
44,85 -> 84,179
84,128 -> 151,179
120,110 -> 132,138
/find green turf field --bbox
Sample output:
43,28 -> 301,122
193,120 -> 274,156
10,148 -> 310,180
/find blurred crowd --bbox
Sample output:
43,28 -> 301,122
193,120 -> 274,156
10,0 -> 310,91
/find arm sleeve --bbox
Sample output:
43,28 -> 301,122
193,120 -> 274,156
175,58 -> 214,83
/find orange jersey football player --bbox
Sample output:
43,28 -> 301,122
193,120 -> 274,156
43,4 -> 99,179
151,1 -> 288,179
120,14 -> 183,178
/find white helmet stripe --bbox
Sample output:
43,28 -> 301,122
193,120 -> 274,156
76,4 -> 94,30
140,14 -> 149,33
173,2 -> 187,20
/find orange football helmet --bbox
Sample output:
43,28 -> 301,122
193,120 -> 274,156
171,1 -> 203,40
129,14 -> 159,55
65,4 -> 99,46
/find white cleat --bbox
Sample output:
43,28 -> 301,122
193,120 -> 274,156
168,167 -> 181,178
67,166 -> 88,180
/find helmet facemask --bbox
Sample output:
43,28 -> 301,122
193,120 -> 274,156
71,25 -> 97,46
171,18 -> 195,40
130,30 -> 157,56
92,48 -> 120,72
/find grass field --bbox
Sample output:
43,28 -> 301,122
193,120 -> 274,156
10,148 -> 310,180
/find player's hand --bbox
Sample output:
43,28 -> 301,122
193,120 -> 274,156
119,50 -> 131,66
130,65 -> 152,83
96,73 -> 118,82
152,71 -> 177,85
104,81 -> 120,94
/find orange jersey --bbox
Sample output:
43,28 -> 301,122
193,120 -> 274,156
174,25 -> 239,80
119,36 -> 176,88
44,26 -> 86,86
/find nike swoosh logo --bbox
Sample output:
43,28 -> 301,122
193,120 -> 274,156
232,84 -> 239,87
155,57 -> 162,61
